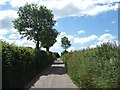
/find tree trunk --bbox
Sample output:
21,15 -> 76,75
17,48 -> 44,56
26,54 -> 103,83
36,40 -> 39,50
36,32 -> 39,50
46,47 -> 49,52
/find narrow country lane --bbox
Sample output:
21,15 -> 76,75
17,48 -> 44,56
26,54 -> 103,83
25,59 -> 79,89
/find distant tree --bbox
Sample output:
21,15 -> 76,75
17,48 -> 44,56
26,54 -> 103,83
61,36 -> 71,51
13,3 -> 56,50
53,52 -> 60,58
61,50 -> 68,55
40,28 -> 59,51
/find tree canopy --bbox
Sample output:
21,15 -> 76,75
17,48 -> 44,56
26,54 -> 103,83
13,3 -> 58,50
61,36 -> 71,51
40,28 -> 59,51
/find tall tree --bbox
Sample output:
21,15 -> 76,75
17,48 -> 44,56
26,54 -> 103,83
40,28 -> 59,51
61,36 -> 71,51
13,3 -> 56,49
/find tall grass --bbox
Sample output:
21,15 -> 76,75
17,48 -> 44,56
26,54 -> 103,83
2,41 -> 56,88
61,42 -> 119,88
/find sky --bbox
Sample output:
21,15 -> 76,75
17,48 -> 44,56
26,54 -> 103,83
0,0 -> 119,54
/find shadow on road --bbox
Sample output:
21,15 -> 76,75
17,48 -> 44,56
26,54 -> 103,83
25,62 -> 66,88
42,65 -> 66,75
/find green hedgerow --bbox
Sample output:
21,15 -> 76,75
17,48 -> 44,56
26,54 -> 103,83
2,41 -> 55,88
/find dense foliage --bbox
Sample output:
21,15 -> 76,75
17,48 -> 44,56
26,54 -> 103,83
13,3 -> 57,50
2,41 -> 56,88
61,36 -> 71,51
61,42 -> 120,88
40,29 -> 59,51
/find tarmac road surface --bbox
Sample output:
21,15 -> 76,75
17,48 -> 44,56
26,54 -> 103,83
25,59 -> 78,89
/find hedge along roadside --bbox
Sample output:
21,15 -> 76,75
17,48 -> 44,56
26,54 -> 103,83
2,41 -> 55,88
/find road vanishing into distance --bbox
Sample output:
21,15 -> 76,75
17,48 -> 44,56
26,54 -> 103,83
25,59 -> 79,89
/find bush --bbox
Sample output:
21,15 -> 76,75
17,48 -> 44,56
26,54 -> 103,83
61,42 -> 119,88
2,41 -> 54,88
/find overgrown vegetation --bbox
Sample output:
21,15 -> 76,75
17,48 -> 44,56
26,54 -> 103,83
61,42 -> 120,88
2,41 -> 56,88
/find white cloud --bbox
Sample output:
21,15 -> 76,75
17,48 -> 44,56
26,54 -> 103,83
50,32 -> 117,53
78,33 -> 118,50
8,33 -> 21,39
0,9 -> 21,40
0,10 -> 17,20
12,38 -> 35,48
112,21 -> 115,24
0,35 -> 9,41
0,28 -> 20,38
79,46 -> 87,50
52,0 -> 119,18
81,3 -> 118,16
18,39 -> 35,48
89,44 -> 97,48
58,32 -> 74,41
78,30 -> 85,34
0,34 -> 35,48
0,29 -> 9,35
89,39 -> 119,49
74,35 -> 98,44
11,28 -> 19,33
50,42 -> 62,54
105,30 -> 109,32
0,10 -> 17,31
88,33 -> 116,49
115,40 -> 119,46
0,0 -> 119,19
9,0 -> 39,7
0,0 -> 11,5
67,46 -> 75,52
50,32 -> 74,53
0,0 -> 118,54
89,37 -> 118,49
98,33 -> 116,41
9,34 -> 17,39
49,32 -> 64,53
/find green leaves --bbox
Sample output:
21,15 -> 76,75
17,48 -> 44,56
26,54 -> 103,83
40,28 -> 59,51
2,41 -> 55,88
61,36 -> 71,51
12,3 -> 57,50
